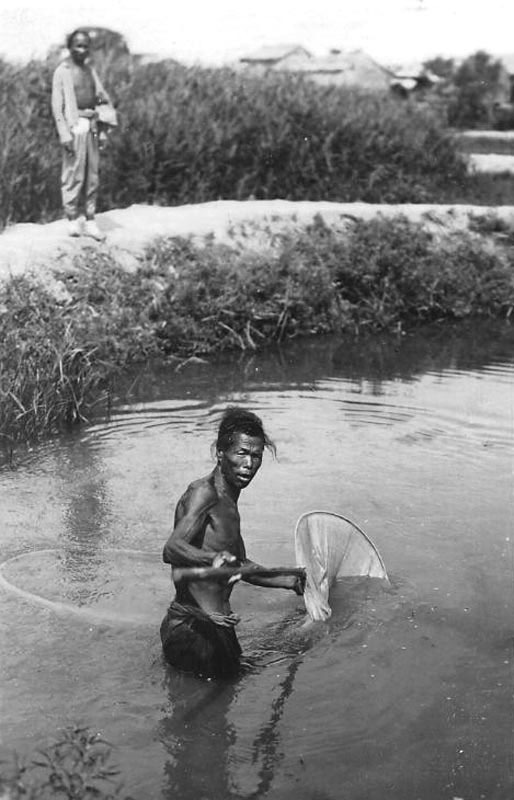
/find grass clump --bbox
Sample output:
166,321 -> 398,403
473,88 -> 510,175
0,726 -> 131,799
0,265 -> 160,449
0,279 -> 101,443
1,217 -> 513,449
148,236 -> 340,355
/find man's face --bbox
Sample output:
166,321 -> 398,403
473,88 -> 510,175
218,433 -> 264,491
70,33 -> 90,64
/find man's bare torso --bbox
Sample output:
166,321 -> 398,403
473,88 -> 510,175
71,63 -> 96,110
173,474 -> 245,615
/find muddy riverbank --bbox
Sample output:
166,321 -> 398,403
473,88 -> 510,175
2,201 -> 514,447
2,199 -> 514,284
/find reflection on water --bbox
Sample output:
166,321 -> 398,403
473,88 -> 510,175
1,321 -> 514,799
57,438 -> 113,597
159,654 -> 304,799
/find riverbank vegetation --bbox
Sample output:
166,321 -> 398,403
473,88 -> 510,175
1,215 -> 513,450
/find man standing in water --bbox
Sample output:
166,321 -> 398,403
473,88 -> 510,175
161,407 -> 305,678
51,29 -> 114,240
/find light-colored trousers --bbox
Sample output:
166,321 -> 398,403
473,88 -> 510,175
61,122 -> 99,219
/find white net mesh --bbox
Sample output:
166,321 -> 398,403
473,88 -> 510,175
294,511 -> 388,621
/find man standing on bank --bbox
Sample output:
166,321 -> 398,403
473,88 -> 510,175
161,407 -> 305,679
51,29 -> 115,240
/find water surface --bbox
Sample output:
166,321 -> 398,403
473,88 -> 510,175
1,323 -> 513,799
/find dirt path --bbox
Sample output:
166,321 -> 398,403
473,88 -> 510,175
1,200 -> 514,285
467,154 -> 514,174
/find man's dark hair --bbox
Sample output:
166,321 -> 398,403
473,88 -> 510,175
216,406 -> 276,456
66,28 -> 91,50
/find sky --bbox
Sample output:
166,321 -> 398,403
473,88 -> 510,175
1,0 -> 514,67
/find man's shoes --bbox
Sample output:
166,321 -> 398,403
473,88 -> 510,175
67,218 -> 83,237
67,217 -> 105,241
84,219 -> 105,241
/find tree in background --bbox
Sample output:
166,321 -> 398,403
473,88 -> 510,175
417,56 -> 456,125
447,50 -> 508,128
423,56 -> 455,81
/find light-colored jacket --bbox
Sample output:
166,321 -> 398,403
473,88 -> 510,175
51,58 -> 110,144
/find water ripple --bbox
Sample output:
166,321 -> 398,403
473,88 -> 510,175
82,362 -> 514,464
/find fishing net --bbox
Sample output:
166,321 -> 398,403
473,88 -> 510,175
0,515 -> 388,627
295,511 -> 389,621
0,548 -> 170,624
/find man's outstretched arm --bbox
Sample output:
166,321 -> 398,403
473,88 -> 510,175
241,558 -> 305,594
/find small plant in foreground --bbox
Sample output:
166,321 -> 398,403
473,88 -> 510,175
0,726 -> 132,799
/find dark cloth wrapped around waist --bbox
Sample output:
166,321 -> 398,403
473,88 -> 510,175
160,600 -> 242,678
165,600 -> 240,628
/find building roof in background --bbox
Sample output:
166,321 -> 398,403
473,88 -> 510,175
388,61 -> 427,78
387,61 -> 442,88
275,49 -> 393,78
239,43 -> 311,63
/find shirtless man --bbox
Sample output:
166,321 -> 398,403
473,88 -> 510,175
160,407 -> 304,678
51,29 -> 113,240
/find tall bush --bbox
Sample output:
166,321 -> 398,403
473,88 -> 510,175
0,52 -> 468,229
0,58 -> 61,225
104,62 -> 466,206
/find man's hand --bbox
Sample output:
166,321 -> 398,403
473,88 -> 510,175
212,551 -> 238,568
291,572 -> 306,596
212,551 -> 241,584
62,140 -> 74,157
98,132 -> 108,152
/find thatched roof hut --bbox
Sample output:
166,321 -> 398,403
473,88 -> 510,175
238,43 -> 312,73
275,49 -> 393,91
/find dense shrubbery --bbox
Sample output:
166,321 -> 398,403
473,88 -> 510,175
149,216 -> 514,353
1,217 -> 513,446
106,62 -> 466,206
0,57 -> 62,225
0,51 -> 468,230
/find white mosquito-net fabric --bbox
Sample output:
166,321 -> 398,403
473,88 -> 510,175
294,511 -> 388,621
